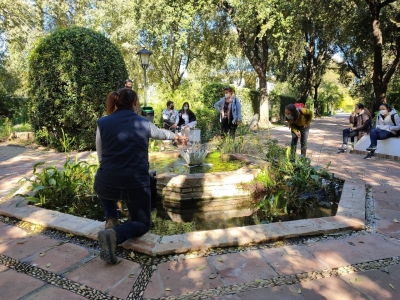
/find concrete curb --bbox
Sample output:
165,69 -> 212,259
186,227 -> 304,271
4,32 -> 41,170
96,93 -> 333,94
0,178 -> 365,256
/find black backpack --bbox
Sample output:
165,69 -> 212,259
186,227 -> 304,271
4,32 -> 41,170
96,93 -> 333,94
390,114 -> 400,137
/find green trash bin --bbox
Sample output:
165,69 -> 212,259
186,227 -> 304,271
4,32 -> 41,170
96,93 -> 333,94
141,106 -> 154,123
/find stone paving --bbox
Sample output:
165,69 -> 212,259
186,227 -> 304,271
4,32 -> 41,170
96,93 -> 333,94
0,114 -> 400,299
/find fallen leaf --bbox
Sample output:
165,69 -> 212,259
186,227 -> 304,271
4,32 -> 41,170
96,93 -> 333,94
66,233 -> 74,238
39,253 -> 45,257
297,288 -> 302,294
46,263 -> 52,268
209,273 -> 217,279
194,266 -> 205,271
79,285 -> 85,290
255,279 -> 265,283
129,274 -> 135,278
355,277 -> 361,282
130,252 -> 135,259
4,217 -> 9,222
165,288 -> 172,291
348,242 -> 356,246
17,241 -> 25,244
394,218 -> 399,223
216,257 -> 223,262
151,265 -> 157,270
389,283 -> 395,290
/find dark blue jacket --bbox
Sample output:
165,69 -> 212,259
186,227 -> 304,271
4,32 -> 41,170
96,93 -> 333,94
95,109 -> 151,188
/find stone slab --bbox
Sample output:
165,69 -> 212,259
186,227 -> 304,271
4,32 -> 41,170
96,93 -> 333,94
156,256 -> 224,296
299,275 -> 367,300
1,234 -> 61,261
0,269 -> 45,300
66,256 -> 141,293
28,243 -> 91,274
22,285 -> 88,300
209,250 -> 278,285
259,244 -> 328,275
341,269 -> 400,299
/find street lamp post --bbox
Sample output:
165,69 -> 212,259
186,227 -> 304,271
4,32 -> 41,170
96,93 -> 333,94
136,48 -> 152,107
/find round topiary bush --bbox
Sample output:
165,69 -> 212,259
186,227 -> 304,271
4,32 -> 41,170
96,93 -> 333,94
28,26 -> 129,151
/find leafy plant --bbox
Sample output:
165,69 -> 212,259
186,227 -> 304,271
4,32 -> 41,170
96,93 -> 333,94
59,128 -> 76,154
19,156 -> 103,220
256,191 -> 287,221
149,138 -> 165,152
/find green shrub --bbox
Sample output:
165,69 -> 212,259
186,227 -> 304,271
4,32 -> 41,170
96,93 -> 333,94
19,156 -> 103,220
28,26 -> 128,151
235,88 -> 260,124
269,93 -> 297,122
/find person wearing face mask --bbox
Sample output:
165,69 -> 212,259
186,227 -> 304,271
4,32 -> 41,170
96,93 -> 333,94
95,88 -> 188,264
284,103 -> 313,159
364,103 -> 400,159
338,103 -> 372,153
214,86 -> 242,137
178,102 -> 197,138
162,100 -> 179,132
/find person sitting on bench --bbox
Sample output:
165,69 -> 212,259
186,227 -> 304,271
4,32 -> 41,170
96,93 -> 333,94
338,103 -> 372,153
162,100 -> 179,132
364,103 -> 400,159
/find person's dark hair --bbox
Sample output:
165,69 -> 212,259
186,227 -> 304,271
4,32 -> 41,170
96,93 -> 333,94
106,91 -> 118,115
355,103 -> 364,109
223,86 -> 233,93
285,104 -> 299,123
380,103 -> 391,111
180,102 -> 193,114
115,88 -> 138,110
125,79 -> 132,84
167,100 -> 173,107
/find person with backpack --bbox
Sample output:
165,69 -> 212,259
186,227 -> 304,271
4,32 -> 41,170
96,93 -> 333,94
285,103 -> 313,159
338,103 -> 372,153
364,103 -> 400,159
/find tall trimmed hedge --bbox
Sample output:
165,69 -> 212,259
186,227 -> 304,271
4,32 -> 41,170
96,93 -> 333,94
28,26 -> 128,151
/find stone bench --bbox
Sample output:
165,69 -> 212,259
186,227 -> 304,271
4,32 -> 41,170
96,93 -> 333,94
353,134 -> 400,159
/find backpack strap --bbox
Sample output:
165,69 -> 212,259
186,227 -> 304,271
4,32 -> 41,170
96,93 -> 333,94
391,114 -> 397,126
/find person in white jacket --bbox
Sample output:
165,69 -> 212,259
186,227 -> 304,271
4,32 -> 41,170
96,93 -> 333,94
365,103 -> 400,159
214,86 -> 242,137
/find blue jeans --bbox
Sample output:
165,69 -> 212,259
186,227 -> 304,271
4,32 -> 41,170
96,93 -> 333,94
94,181 -> 151,244
342,128 -> 358,144
291,126 -> 310,157
369,128 -> 395,152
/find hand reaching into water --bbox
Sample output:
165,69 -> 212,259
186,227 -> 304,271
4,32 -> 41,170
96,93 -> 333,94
175,134 -> 189,146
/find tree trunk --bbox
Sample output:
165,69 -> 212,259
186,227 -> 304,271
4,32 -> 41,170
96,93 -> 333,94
258,75 -> 269,127
367,0 -> 399,112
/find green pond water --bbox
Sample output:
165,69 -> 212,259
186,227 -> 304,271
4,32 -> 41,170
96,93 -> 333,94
149,151 -> 245,174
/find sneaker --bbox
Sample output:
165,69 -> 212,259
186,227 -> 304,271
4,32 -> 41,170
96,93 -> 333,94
338,144 -> 348,150
337,148 -> 346,153
366,145 -> 377,151
97,229 -> 118,264
105,217 -> 120,229
364,153 -> 374,159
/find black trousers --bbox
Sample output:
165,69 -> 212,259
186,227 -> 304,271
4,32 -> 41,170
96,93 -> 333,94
221,118 -> 238,137
291,126 -> 310,157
